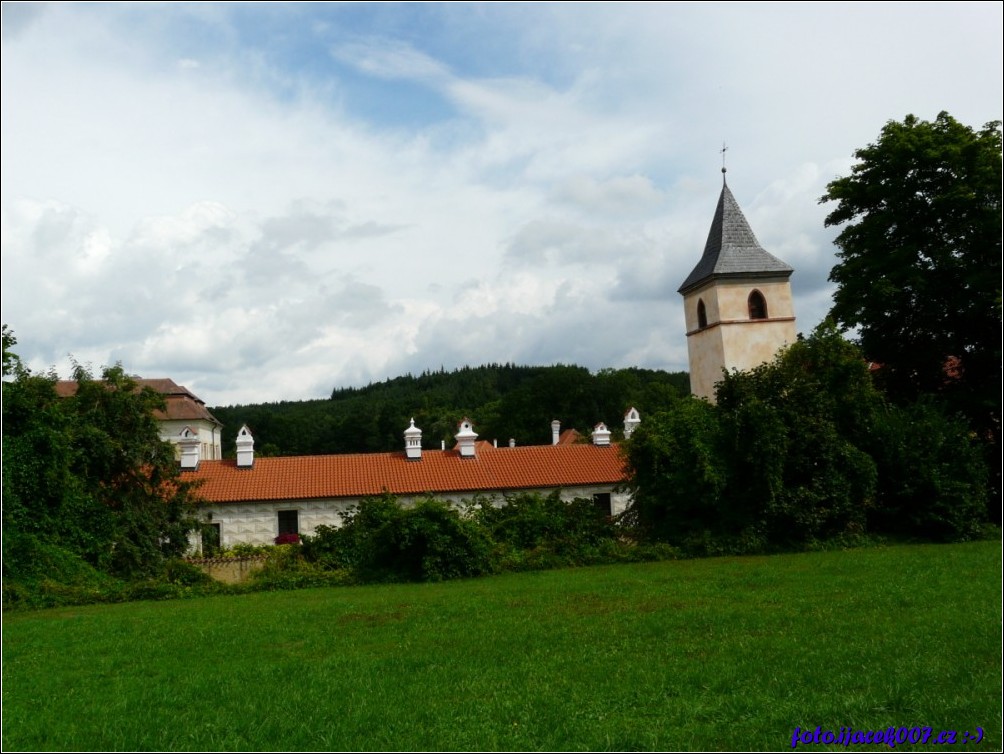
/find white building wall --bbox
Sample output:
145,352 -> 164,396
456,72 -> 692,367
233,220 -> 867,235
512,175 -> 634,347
194,498 -> 355,550
189,484 -> 630,552
161,419 -> 222,460
683,277 -> 796,402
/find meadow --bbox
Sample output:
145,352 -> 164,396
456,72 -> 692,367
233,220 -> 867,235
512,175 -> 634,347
3,540 -> 1000,751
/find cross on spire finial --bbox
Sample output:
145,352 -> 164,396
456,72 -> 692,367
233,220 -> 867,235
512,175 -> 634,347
721,142 -> 728,181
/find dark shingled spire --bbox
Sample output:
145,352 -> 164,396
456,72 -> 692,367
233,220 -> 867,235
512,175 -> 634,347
678,177 -> 793,294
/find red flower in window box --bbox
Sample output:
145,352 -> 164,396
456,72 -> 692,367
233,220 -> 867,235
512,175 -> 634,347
274,532 -> 300,545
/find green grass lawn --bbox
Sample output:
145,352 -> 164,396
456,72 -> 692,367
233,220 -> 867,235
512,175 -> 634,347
3,541 -> 1000,751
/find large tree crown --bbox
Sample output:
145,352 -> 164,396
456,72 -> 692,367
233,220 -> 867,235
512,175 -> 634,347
817,111 -> 1002,418
821,111 -> 1002,228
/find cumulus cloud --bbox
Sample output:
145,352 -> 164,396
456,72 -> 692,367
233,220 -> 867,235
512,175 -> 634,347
2,3 -> 1000,405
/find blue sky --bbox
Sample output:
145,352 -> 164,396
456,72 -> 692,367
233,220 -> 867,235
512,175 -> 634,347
2,2 -> 1001,406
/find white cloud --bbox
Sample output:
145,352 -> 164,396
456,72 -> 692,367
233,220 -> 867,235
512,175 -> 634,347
552,174 -> 664,216
2,3 -> 1001,406
331,38 -> 452,83
505,218 -> 647,267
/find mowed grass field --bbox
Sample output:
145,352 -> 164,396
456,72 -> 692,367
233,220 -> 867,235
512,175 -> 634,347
3,541 -> 1000,752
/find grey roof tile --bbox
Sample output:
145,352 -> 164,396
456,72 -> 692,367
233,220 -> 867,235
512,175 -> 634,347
678,180 -> 793,293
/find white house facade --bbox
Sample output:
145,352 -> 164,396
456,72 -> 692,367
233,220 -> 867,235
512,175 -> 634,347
56,377 -> 224,460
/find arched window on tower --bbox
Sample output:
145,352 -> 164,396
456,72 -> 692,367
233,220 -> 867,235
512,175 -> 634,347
748,290 -> 768,320
697,299 -> 708,329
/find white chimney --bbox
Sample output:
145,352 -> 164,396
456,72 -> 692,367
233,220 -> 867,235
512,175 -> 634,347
551,419 -> 561,445
178,426 -> 200,471
404,418 -> 422,460
509,438 -> 515,448
592,422 -> 611,446
455,417 -> 478,458
236,424 -> 255,468
624,407 -> 641,439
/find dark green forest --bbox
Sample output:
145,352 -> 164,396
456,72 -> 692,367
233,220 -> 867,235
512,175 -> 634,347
211,364 -> 690,457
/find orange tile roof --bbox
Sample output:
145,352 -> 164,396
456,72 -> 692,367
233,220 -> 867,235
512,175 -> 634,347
557,428 -> 583,445
189,442 -> 628,504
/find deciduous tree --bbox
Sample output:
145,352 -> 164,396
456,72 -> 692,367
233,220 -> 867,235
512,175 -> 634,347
820,112 -> 1002,445
624,323 -> 988,550
2,339 -> 200,579
2,323 -> 24,377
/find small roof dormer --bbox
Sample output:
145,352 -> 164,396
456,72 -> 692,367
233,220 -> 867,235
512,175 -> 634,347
404,418 -> 423,461
236,424 -> 255,469
455,417 -> 478,459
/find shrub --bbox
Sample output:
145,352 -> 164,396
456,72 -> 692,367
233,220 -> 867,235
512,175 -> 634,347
300,494 -> 401,573
301,495 -> 497,582
715,324 -> 880,545
364,498 -> 494,582
869,400 -> 988,541
300,524 -> 355,571
226,543 -> 271,558
469,491 -> 618,560
164,558 -> 213,586
621,398 -> 727,543
302,494 -> 493,583
256,543 -> 308,575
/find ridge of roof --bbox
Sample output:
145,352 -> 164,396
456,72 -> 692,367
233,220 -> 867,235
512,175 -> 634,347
678,180 -> 793,294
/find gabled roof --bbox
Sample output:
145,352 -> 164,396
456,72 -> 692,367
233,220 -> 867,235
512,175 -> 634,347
678,178 -> 793,294
557,428 -> 583,445
55,377 -> 221,426
189,442 -> 627,504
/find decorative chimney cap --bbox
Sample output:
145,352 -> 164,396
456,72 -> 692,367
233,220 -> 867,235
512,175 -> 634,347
405,418 -> 423,460
592,421 -> 612,446
455,417 -> 478,458
456,417 -> 477,437
236,424 -> 255,468
178,425 -> 200,471
623,407 -> 641,439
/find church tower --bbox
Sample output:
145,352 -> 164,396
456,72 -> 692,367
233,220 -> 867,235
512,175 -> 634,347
678,171 -> 796,401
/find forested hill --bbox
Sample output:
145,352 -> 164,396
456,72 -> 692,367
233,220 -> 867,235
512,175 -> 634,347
210,364 -> 689,458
